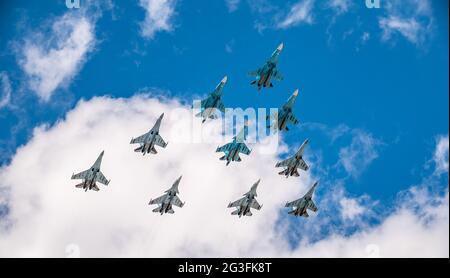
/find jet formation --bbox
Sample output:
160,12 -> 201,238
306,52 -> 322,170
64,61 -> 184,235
70,43 -> 320,219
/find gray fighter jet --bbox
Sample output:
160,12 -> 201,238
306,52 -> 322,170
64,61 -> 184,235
248,43 -> 284,91
130,113 -> 168,155
216,125 -> 251,166
196,76 -> 228,123
268,89 -> 300,132
275,139 -> 309,178
228,179 -> 263,218
71,151 -> 110,192
285,181 -> 319,217
149,176 -> 185,215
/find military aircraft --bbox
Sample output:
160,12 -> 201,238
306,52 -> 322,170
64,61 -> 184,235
228,179 -> 263,217
196,76 -> 228,123
275,139 -> 309,178
130,113 -> 168,155
285,181 -> 319,217
216,125 -> 251,166
149,176 -> 185,215
268,89 -> 300,132
71,151 -> 110,192
248,43 -> 284,91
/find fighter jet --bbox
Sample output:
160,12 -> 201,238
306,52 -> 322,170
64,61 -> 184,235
149,176 -> 185,215
228,179 -> 263,218
130,113 -> 168,155
71,151 -> 110,192
275,139 -> 309,178
196,76 -> 228,123
248,43 -> 284,91
268,89 -> 300,132
216,125 -> 251,166
285,181 -> 319,217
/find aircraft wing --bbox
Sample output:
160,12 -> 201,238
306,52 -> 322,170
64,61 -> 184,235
248,69 -> 260,77
171,196 -> 184,208
287,113 -> 299,125
154,135 -> 167,147
149,194 -> 167,205
216,143 -> 233,153
275,157 -> 294,168
130,133 -> 147,144
307,200 -> 318,212
298,158 -> 309,171
95,171 -> 109,185
250,199 -> 262,210
239,143 -> 251,155
228,197 -> 246,208
285,198 -> 301,208
273,69 -> 283,81
71,169 -> 89,180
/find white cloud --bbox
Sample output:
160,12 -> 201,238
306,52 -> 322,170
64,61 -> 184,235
225,0 -> 240,12
378,0 -> 433,46
18,13 -> 95,102
139,0 -> 177,39
0,72 -> 12,109
276,0 -> 314,29
0,95 -> 447,257
339,197 -> 366,221
337,129 -> 382,179
433,135 -> 449,175
326,0 -> 351,15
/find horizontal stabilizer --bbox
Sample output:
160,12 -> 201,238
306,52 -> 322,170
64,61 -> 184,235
245,211 -> 253,216
150,147 -> 157,154
288,210 -> 296,215
75,183 -> 84,188
220,156 -> 226,160
167,209 -> 175,214
292,170 -> 300,177
152,207 -> 161,213
250,80 -> 257,85
134,146 -> 143,152
278,169 -> 288,175
231,209 -> 240,215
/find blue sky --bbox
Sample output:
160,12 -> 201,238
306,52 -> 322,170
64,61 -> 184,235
0,1 -> 448,257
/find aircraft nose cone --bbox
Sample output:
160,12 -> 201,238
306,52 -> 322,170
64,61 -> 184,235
221,76 -> 228,83
277,43 -> 284,51
293,89 -> 299,96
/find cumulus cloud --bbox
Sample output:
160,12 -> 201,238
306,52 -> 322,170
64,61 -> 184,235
0,72 -> 12,109
0,94 -> 447,258
139,0 -> 177,39
18,13 -> 95,102
378,0 -> 433,46
337,129 -> 382,179
276,0 -> 314,29
0,94 -> 313,257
